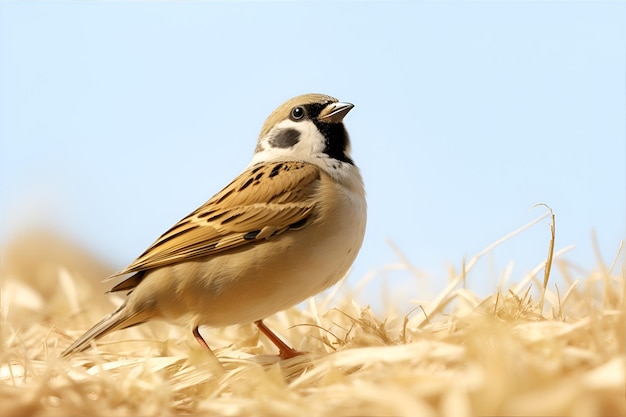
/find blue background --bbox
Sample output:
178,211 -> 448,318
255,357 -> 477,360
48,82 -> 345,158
1,1 -> 624,309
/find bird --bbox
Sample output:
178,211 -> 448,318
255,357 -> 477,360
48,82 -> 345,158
60,93 -> 367,360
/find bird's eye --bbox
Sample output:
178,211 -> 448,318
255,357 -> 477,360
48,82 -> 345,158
290,106 -> 305,121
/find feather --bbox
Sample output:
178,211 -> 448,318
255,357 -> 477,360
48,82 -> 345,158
60,302 -> 148,357
107,161 -> 321,292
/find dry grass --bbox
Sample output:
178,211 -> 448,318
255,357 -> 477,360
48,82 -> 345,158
1,224 -> 624,416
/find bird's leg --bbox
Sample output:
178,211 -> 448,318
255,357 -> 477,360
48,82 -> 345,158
193,326 -> 211,351
255,320 -> 304,359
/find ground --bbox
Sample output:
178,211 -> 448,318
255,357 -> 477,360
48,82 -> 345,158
1,231 -> 624,416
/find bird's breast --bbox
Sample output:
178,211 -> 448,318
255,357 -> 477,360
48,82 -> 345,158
145,174 -> 366,328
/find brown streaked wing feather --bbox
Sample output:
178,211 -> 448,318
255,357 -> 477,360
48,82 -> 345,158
110,161 -> 321,280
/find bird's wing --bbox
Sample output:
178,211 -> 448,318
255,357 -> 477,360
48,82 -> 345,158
109,161 -> 321,288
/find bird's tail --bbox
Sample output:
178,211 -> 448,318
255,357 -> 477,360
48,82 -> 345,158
60,303 -> 146,358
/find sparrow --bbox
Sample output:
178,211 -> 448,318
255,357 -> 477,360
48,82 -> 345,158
60,93 -> 367,359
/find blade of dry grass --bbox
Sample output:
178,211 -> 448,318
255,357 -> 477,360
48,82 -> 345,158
1,230 -> 624,417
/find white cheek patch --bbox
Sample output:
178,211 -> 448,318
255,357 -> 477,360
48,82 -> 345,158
268,128 -> 301,149
249,120 -> 327,167
286,120 -> 326,155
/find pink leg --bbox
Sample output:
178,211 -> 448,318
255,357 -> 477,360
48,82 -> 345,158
193,326 -> 211,351
255,320 -> 304,359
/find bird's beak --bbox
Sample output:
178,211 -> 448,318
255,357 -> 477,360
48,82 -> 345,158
318,102 -> 354,123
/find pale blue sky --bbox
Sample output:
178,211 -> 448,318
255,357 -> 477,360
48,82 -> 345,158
1,2 -> 625,309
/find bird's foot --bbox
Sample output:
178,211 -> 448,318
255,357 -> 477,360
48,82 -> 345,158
255,320 -> 305,359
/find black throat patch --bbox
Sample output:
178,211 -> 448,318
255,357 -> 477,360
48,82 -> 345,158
314,121 -> 354,165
